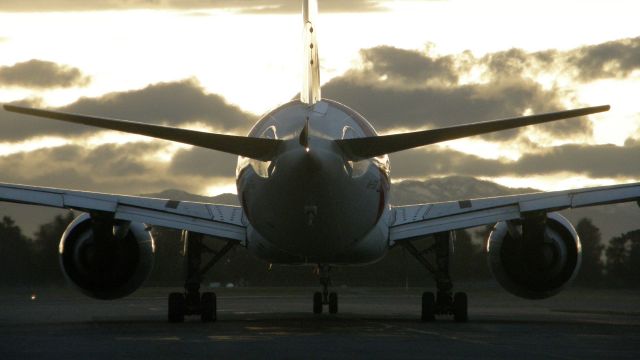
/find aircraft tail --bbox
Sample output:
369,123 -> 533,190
301,0 -> 321,105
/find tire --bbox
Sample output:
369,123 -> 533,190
436,291 -> 452,308
201,292 -> 217,323
453,292 -> 468,323
168,292 -> 185,323
313,291 -> 323,314
421,292 -> 435,322
329,292 -> 338,314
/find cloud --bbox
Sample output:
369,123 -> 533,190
0,141 -> 234,195
2,37 -> 637,197
478,37 -> 640,82
322,56 -> 586,140
0,59 -> 90,88
169,147 -> 237,178
0,0 -> 385,13
390,140 -> 640,180
322,39 -> 640,139
0,79 -> 256,141
566,37 -> 640,81
359,46 -> 460,86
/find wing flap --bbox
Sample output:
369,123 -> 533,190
0,182 -> 246,242
390,182 -> 640,242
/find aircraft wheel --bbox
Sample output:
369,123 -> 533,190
313,291 -> 323,314
168,292 -> 185,323
201,292 -> 217,322
453,292 -> 468,323
421,291 -> 435,322
329,292 -> 338,314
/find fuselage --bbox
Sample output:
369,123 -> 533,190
236,99 -> 391,265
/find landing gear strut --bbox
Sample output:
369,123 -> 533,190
313,265 -> 338,314
168,230 -> 236,323
400,231 -> 468,322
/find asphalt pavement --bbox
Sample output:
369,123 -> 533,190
1,286 -> 638,359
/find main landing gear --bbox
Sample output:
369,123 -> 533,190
400,231 -> 468,322
168,231 -> 236,323
312,265 -> 338,314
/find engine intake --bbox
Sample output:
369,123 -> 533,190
487,212 -> 581,299
59,213 -> 155,300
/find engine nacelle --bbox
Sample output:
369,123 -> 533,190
487,212 -> 581,299
59,213 -> 155,300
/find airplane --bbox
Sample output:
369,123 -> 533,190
1,0 -> 639,323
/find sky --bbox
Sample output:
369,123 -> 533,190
0,0 -> 638,196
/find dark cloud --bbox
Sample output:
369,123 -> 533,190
480,48 -> 557,81
0,0 -> 385,13
0,79 -> 256,141
0,141 -> 235,195
322,65 -> 587,140
322,42 -> 640,139
169,147 -> 237,178
567,37 -> 640,81
359,46 -> 460,86
478,37 -> 640,82
390,140 -> 640,180
0,59 -> 90,88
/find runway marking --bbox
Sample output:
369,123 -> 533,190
552,309 -> 640,317
369,321 -> 489,345
116,336 -> 180,341
208,335 -> 273,342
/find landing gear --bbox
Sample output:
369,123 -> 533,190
168,292 -> 185,323
329,292 -> 338,314
200,292 -> 217,322
167,230 -> 236,323
312,265 -> 339,314
453,292 -> 468,322
401,231 -> 469,322
313,291 -> 323,314
421,292 -> 435,322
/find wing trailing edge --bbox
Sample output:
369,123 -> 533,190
3,104 -> 282,161
335,105 -> 610,161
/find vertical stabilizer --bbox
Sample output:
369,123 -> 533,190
301,0 -> 321,105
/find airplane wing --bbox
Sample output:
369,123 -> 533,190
389,182 -> 640,243
0,182 -> 246,242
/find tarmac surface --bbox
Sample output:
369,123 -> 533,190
1,285 -> 639,359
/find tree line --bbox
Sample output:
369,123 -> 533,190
0,213 -> 638,288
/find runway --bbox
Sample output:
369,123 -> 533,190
1,286 -> 639,359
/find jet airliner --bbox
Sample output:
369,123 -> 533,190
2,0 -> 639,322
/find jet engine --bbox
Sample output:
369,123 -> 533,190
487,212 -> 581,299
58,213 -> 155,300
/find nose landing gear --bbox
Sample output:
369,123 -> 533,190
312,264 -> 338,314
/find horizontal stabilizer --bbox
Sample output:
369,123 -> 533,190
336,105 -> 610,160
3,104 -> 282,161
